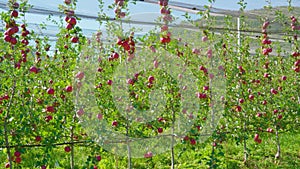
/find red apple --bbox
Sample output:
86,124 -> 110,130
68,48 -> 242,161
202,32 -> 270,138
65,86 -> 73,92
148,76 -> 155,83
11,10 -> 18,18
35,136 -> 42,142
249,94 -> 254,100
112,120 -> 118,127
14,151 -> 21,157
144,151 -> 153,158
127,78 -> 134,85
71,36 -> 79,43
29,66 -> 38,74
5,163 -> 10,168
157,127 -> 163,133
77,108 -> 84,116
65,0 -> 71,4
66,23 -> 73,30
254,133 -> 259,141
235,105 -> 242,112
64,146 -> 71,152
41,165 -> 47,169
256,112 -> 262,117
68,17 -> 77,25
107,80 -> 113,86
111,52 -> 119,59
45,115 -> 53,122
75,71 -> 85,80
271,88 -> 278,95
15,157 -> 22,163
97,113 -> 103,120
96,155 -> 101,161
47,88 -> 54,95
190,139 -> 196,145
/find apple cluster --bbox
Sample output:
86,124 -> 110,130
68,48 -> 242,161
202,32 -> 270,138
159,0 -> 172,44
261,21 -> 273,55
3,2 -> 20,45
114,0 -> 126,18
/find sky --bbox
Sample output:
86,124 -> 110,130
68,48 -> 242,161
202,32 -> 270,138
1,0 -> 300,37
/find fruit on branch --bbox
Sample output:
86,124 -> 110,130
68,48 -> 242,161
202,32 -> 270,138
65,0 -> 71,5
112,120 -> 118,127
65,85 -> 73,92
47,88 -> 55,95
11,10 -> 18,18
75,71 -> 85,80
96,155 -> 101,161
64,146 -> 71,153
71,36 -> 79,43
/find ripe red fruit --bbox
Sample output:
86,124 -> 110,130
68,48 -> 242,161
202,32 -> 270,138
11,10 -> 18,18
46,106 -> 55,113
122,42 -> 130,51
278,114 -> 283,119
68,17 -> 77,25
107,80 -> 113,86
5,163 -> 10,168
4,35 -> 11,42
160,36 -> 171,44
41,165 -> 47,169
127,78 -> 134,85
264,73 -> 269,78
144,152 -> 153,158
15,157 -> 22,163
262,21 -> 269,29
96,155 -> 101,161
66,23 -> 73,30
256,112 -> 262,117
35,136 -> 42,142
281,76 -> 287,81
65,86 -> 73,92
10,37 -> 17,45
235,105 -> 242,112
248,94 -> 254,100
148,76 -> 155,83
292,51 -> 300,57
157,127 -> 163,133
65,0 -> 71,5
112,120 -> 118,127
267,128 -> 273,133
64,146 -> 71,153
77,108 -> 84,117
45,115 -> 53,122
75,71 -> 85,80
271,88 -> 278,95
13,2 -> 19,8
190,139 -> 196,145
30,66 -> 38,74
3,94 -> 9,100
111,52 -> 119,59
14,151 -> 21,157
256,139 -> 262,144
239,98 -> 244,104
71,36 -> 79,43
97,113 -> 103,120
254,133 -> 259,141
47,88 -> 55,95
